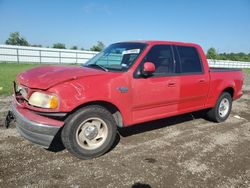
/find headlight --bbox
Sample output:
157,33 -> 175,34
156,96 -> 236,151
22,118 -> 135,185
28,92 -> 58,109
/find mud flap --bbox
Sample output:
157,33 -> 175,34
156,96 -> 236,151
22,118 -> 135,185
5,111 -> 14,128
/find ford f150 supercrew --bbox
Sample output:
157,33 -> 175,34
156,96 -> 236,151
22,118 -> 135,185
6,41 -> 243,159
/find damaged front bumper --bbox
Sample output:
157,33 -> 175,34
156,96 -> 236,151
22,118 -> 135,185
9,103 -> 64,148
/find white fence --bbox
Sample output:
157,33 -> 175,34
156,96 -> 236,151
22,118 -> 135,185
0,44 -> 98,64
0,44 -> 250,68
207,59 -> 250,68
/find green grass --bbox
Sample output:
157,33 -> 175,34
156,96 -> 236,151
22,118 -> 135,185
0,63 -> 40,96
0,62 -> 79,96
244,68 -> 250,74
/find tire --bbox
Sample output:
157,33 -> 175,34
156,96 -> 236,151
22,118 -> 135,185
207,92 -> 232,123
61,105 -> 117,159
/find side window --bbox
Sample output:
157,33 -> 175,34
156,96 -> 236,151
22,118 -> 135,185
144,45 -> 175,76
177,46 -> 203,74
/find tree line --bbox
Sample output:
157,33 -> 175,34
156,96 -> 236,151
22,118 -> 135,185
206,48 -> 250,62
4,32 -> 105,52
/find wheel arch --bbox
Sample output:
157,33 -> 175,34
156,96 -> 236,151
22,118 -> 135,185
68,100 -> 124,128
222,87 -> 234,98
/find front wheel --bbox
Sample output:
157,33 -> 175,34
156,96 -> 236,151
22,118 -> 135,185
207,92 -> 232,122
61,105 -> 117,159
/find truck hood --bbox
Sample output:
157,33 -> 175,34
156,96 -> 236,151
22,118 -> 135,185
17,65 -> 105,90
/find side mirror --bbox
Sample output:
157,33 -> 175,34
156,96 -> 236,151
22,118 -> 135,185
142,62 -> 155,76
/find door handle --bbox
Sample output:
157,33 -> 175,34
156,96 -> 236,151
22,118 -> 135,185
167,81 -> 176,87
198,79 -> 205,83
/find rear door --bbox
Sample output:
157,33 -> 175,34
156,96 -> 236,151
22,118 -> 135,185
174,45 -> 209,111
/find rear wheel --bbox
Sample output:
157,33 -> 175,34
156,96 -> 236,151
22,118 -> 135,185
62,105 -> 117,159
207,92 -> 232,122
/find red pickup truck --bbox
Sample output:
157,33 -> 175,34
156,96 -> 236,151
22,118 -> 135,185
6,41 -> 243,159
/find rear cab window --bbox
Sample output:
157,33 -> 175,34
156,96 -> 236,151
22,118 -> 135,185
176,46 -> 203,74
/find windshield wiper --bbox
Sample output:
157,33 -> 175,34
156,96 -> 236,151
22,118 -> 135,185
85,64 -> 109,72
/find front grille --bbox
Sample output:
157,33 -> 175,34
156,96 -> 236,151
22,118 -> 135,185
19,86 -> 28,100
13,82 -> 28,104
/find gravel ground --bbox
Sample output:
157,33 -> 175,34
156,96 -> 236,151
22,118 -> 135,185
0,73 -> 250,188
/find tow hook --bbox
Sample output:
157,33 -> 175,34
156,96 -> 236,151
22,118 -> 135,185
5,111 -> 14,128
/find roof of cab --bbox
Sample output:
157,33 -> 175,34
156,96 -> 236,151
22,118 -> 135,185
117,40 -> 200,48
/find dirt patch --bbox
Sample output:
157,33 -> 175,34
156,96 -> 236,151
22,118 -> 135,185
0,96 -> 12,126
0,74 -> 250,187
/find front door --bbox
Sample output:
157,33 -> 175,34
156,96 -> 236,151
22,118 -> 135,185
132,45 -> 180,123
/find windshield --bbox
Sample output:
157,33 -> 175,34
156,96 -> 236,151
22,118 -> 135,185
83,42 -> 147,71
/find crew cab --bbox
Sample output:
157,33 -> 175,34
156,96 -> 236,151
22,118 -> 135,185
6,41 -> 243,159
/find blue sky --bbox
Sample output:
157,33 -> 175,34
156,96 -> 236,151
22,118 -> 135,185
0,0 -> 249,53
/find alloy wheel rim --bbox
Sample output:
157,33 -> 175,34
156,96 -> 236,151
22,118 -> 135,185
218,98 -> 230,118
76,117 -> 108,150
